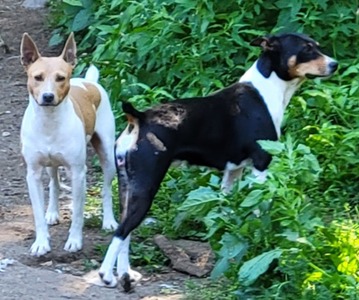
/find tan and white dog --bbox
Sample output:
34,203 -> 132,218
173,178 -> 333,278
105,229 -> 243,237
20,33 -> 118,256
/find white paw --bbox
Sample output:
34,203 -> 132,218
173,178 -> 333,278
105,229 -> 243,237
64,235 -> 82,252
30,238 -> 51,256
99,268 -> 118,288
127,268 -> 142,282
45,211 -> 60,225
102,218 -> 118,231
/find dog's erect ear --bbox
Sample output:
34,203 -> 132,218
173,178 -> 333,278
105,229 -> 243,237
250,35 -> 280,52
60,32 -> 77,67
20,33 -> 41,68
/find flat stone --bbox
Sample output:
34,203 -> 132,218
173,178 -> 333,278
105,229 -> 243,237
154,234 -> 214,277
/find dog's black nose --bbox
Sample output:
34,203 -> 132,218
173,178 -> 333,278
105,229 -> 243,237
43,93 -> 55,103
329,61 -> 338,72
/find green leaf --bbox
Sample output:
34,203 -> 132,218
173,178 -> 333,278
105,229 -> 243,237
238,249 -> 282,286
81,0 -> 92,8
110,0 -> 123,10
211,258 -> 230,279
178,187 -> 225,212
257,140 -> 285,155
240,190 -> 264,207
72,9 -> 92,32
218,233 -> 248,260
49,33 -> 64,47
63,0 -> 82,6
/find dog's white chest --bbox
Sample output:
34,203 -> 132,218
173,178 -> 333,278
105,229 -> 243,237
21,101 -> 86,167
21,131 -> 71,167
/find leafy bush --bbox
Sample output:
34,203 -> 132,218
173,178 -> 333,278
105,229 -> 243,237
49,0 -> 359,298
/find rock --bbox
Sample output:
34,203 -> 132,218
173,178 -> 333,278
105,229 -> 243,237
22,0 -> 47,9
154,235 -> 214,277
40,261 -> 52,267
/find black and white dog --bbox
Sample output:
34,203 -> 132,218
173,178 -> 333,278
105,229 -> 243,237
99,33 -> 338,290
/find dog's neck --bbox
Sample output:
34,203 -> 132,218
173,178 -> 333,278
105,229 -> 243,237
240,60 -> 303,137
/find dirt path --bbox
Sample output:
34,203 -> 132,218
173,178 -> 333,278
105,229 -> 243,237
0,2 -> 188,299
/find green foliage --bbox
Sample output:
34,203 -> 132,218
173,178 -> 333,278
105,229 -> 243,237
185,279 -> 237,300
177,138 -> 359,298
49,0 -> 359,298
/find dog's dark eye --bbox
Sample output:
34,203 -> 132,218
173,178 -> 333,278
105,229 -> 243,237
56,75 -> 65,82
303,43 -> 314,53
34,75 -> 43,81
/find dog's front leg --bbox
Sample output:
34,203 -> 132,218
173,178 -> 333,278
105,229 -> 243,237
45,166 -> 60,225
26,164 -> 51,256
251,168 -> 268,183
64,165 -> 86,252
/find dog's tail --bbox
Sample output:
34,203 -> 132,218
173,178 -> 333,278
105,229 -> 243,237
122,101 -> 145,121
85,64 -> 100,82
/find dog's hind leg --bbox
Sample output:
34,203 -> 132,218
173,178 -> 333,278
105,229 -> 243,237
91,135 -> 118,230
99,139 -> 172,290
45,166 -> 60,225
115,234 -> 142,291
91,132 -> 118,230
92,89 -> 118,231
99,187 -> 159,289
26,164 -> 51,256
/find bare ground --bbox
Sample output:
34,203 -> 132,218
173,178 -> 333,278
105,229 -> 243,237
0,1 -> 191,299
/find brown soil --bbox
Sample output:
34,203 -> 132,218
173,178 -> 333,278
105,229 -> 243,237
0,1 -> 191,299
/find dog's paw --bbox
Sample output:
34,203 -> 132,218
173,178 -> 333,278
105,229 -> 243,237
102,218 -> 118,231
116,268 -> 141,292
119,273 -> 132,293
30,238 -> 51,256
128,268 -> 142,282
64,236 -> 82,252
45,211 -> 60,225
98,269 -> 118,288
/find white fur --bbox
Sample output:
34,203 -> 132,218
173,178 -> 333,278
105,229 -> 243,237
99,236 -> 121,287
99,235 -> 142,288
21,65 -> 117,256
239,61 -> 302,138
116,132 -> 137,158
222,55 -> 336,191
220,60 -> 303,192
85,64 -> 100,82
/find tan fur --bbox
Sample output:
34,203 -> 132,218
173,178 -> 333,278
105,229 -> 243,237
148,103 -> 187,129
288,55 -> 328,78
70,83 -> 101,136
21,32 -> 79,108
21,31 -> 101,137
146,132 -> 167,151
26,56 -> 73,106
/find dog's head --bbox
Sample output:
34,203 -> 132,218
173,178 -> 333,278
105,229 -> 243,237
20,33 -> 77,106
251,33 -> 338,80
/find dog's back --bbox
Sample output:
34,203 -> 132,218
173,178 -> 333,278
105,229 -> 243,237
69,66 -> 113,141
122,82 -> 277,170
